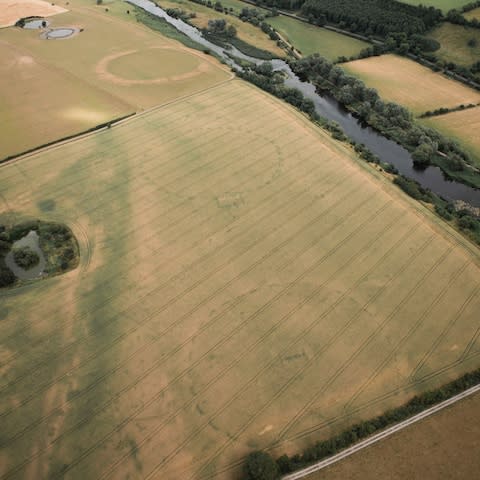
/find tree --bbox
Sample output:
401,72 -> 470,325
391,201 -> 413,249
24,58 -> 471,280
0,267 -> 15,287
412,142 -> 435,168
226,24 -> 237,37
244,451 -> 280,480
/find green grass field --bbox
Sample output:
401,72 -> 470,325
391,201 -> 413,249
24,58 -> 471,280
421,107 -> 480,168
428,23 -> 480,67
343,54 -> 480,114
0,0 -> 230,159
398,0 -> 472,12
266,15 -> 368,60
1,79 -> 479,480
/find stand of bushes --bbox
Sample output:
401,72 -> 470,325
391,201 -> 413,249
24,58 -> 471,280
0,220 -> 79,288
419,103 -> 478,118
244,367 -> 480,479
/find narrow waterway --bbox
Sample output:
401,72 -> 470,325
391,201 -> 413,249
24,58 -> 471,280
128,0 -> 480,206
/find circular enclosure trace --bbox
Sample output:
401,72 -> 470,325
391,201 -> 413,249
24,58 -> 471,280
96,47 -> 210,86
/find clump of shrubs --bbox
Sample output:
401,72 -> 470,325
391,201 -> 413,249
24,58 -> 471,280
12,246 -> 40,269
0,220 -> 79,288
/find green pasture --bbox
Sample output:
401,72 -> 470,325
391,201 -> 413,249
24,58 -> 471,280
266,15 -> 369,60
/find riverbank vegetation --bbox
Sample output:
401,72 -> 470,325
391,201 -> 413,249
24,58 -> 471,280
421,106 -> 480,169
156,0 -> 286,56
292,54 -> 480,188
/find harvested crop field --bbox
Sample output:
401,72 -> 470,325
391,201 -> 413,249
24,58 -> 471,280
343,54 -> 480,114
266,15 -> 369,60
0,0 -> 230,159
1,79 -> 480,480
465,7 -> 480,21
307,392 -> 480,480
0,0 -> 67,28
421,107 -> 480,168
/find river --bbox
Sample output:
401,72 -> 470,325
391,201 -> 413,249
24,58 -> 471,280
128,0 -> 480,206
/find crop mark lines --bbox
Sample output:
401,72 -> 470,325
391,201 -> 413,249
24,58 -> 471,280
344,259 -> 471,410
1,180 -> 375,479
50,195 -> 387,480
409,284 -> 480,382
0,120 -> 313,347
277,244 -> 452,442
100,205 -> 404,480
0,164 -> 334,417
177,221 -> 425,479
318,282 -> 480,426
2,92 -> 262,213
2,163 -> 346,434
0,106 -> 306,326
132,202 -> 399,480
0,139 -> 328,385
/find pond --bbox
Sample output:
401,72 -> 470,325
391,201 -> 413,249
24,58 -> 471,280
128,0 -> 480,207
43,28 -> 77,39
23,18 -> 49,29
4,231 -> 46,280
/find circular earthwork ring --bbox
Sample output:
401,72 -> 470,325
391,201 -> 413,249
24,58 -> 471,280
95,46 -> 211,86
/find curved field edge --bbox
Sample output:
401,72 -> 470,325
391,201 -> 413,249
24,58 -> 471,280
0,79 -> 479,480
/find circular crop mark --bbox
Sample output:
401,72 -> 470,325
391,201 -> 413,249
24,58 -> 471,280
96,47 -> 210,86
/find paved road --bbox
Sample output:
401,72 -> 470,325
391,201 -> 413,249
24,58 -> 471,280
282,383 -> 480,480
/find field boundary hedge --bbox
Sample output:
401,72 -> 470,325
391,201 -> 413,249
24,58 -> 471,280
244,367 -> 480,479
0,113 -> 135,167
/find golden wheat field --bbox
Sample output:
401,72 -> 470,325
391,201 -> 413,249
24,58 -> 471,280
1,78 -> 479,480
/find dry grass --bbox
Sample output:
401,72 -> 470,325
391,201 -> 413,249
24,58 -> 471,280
1,79 -> 479,480
343,54 -> 480,114
421,107 -> 480,168
307,392 -> 480,480
0,0 -> 230,159
465,7 -> 480,21
0,0 -> 67,28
